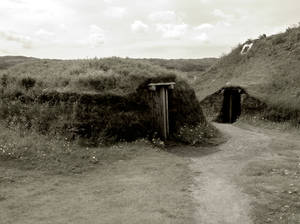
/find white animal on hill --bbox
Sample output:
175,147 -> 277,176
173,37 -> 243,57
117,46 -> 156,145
240,43 -> 253,55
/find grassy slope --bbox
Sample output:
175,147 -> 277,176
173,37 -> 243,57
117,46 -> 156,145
0,57 -> 180,96
142,58 -> 218,73
0,56 -> 37,70
142,58 -> 218,86
0,57 -> 217,96
194,26 -> 300,111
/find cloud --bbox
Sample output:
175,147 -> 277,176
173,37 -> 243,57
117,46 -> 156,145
87,25 -> 105,48
59,24 -> 67,30
104,7 -> 128,18
149,10 -> 188,39
200,0 -> 210,3
213,9 -> 234,20
217,21 -> 231,27
195,33 -> 208,42
0,30 -> 32,48
35,29 -> 55,40
149,10 -> 180,23
131,20 -> 149,33
156,23 -> 188,39
194,23 -> 214,31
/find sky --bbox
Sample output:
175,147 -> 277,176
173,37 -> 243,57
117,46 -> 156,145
0,0 -> 299,59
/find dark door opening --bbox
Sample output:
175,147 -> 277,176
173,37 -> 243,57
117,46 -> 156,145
220,88 -> 241,123
148,82 -> 175,140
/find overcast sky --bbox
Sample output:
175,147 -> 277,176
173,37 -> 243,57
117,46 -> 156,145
0,0 -> 299,59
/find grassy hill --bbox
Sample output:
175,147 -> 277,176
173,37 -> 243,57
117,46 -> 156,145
195,25 -> 300,106
194,25 -> 300,124
142,58 -> 218,86
142,58 -> 218,73
0,56 -> 37,70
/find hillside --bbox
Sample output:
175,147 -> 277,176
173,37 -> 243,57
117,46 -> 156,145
141,58 -> 218,86
142,58 -> 218,73
194,25 -> 300,112
0,56 -> 37,70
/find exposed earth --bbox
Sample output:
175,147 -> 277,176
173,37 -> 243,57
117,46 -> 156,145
1,122 -> 300,224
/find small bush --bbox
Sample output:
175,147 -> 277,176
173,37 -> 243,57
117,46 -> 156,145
0,74 -> 8,87
20,76 -> 36,90
259,34 -> 267,39
174,124 -> 217,145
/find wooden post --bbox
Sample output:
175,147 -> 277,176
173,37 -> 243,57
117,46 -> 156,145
229,94 -> 233,123
160,87 -> 167,139
165,88 -> 169,137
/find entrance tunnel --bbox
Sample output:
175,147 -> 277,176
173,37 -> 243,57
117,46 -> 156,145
219,87 -> 242,123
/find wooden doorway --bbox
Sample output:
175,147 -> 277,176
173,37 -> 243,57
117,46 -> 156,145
221,88 -> 241,123
148,82 -> 175,140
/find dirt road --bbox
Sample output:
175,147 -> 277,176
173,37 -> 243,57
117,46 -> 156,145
190,123 -> 272,224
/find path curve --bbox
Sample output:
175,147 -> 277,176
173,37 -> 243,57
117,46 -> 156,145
190,123 -> 271,224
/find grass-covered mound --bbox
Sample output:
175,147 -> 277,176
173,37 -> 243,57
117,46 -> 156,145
195,25 -> 300,125
0,57 -> 216,145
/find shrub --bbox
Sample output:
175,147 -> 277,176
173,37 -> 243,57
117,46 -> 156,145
259,34 -> 267,39
20,76 -> 36,90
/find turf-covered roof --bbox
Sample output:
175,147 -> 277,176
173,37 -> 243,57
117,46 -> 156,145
194,25 -> 300,111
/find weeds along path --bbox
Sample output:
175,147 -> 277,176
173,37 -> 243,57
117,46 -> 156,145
190,123 -> 271,224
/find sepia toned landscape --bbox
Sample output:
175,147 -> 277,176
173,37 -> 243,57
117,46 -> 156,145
1,0 -> 300,223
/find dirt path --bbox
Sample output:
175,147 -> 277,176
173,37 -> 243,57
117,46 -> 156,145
190,123 -> 272,224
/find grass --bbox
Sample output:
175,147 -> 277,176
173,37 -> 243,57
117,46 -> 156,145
237,114 -> 300,132
0,125 -> 196,224
0,122 -> 150,174
140,58 -> 218,87
143,58 -> 217,73
0,56 -> 36,70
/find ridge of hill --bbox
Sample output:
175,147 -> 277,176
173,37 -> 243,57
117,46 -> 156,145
142,58 -> 218,73
0,56 -> 37,70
